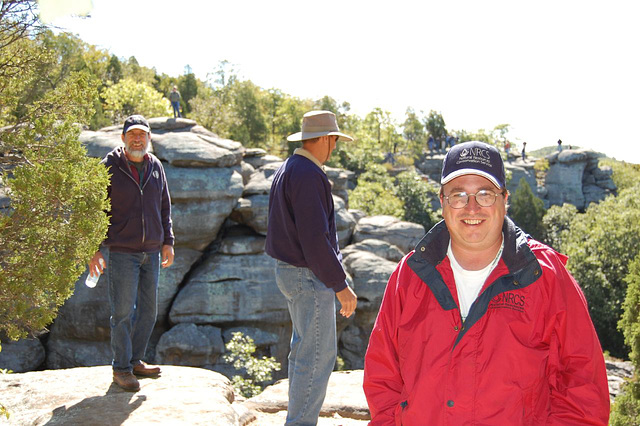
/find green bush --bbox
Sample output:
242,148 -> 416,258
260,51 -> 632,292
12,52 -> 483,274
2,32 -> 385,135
223,332 -> 281,398
394,169 -> 438,230
610,253 -> 640,425
508,178 -> 546,240
541,203 -> 578,251
561,184 -> 640,357
349,165 -> 404,217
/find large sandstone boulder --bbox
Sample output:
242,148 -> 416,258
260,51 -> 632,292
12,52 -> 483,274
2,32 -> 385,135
545,149 -> 615,210
156,323 -> 225,367
341,250 -> 398,368
341,239 -> 405,263
245,370 -> 370,421
169,252 -> 285,325
0,366 -> 254,425
0,337 -> 45,373
353,215 -> 424,254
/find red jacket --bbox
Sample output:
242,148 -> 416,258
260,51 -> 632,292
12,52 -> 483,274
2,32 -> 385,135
363,219 -> 609,425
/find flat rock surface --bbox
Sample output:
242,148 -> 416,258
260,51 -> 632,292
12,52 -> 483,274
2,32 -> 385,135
0,366 -> 251,425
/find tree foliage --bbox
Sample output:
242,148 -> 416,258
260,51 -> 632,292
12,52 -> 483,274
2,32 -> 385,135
394,169 -> 438,230
508,178 -> 546,240
560,184 -> 640,357
0,0 -> 110,342
541,203 -> 578,251
610,253 -> 640,425
102,78 -> 171,124
223,332 -> 281,398
349,165 -> 404,217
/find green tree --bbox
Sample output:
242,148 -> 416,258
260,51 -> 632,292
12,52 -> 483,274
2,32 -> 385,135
178,65 -> 198,115
0,0 -> 110,343
508,178 -> 546,240
395,169 -> 438,229
610,253 -> 640,425
402,107 -> 426,158
349,165 -> 404,217
101,78 -> 171,123
541,203 -> 578,251
424,110 -> 447,142
600,158 -> 640,193
561,184 -> 640,357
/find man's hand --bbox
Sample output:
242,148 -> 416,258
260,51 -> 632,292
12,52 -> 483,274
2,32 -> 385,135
88,251 -> 106,277
161,245 -> 174,268
336,286 -> 357,318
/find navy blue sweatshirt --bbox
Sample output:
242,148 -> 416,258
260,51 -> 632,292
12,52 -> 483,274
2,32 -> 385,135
265,153 -> 347,292
102,147 -> 174,253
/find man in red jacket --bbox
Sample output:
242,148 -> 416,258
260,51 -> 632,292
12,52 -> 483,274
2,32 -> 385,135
363,141 -> 609,425
88,115 -> 174,392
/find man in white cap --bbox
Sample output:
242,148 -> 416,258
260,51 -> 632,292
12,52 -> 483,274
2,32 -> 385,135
363,141 -> 609,424
266,110 -> 358,425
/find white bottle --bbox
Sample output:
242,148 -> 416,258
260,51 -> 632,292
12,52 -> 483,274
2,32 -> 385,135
85,258 -> 105,288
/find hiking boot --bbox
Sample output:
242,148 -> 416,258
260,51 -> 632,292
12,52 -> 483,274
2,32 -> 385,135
133,361 -> 161,377
113,371 -> 140,392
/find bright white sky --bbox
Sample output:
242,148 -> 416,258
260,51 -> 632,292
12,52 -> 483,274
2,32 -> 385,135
50,0 -> 640,163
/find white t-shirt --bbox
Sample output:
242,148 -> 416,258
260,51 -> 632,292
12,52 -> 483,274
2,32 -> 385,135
448,236 -> 504,322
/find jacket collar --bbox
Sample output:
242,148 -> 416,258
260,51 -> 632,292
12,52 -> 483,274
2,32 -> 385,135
413,216 -> 536,275
408,216 -> 543,348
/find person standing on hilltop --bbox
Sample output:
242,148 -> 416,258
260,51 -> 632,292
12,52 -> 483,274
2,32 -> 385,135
363,141 -> 609,425
558,138 -> 563,152
169,86 -> 181,118
265,110 -> 358,425
522,141 -> 527,162
87,115 -> 175,392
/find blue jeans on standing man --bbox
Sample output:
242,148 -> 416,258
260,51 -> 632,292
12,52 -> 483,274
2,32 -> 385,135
107,249 -> 160,373
275,260 -> 337,426
171,101 -> 181,118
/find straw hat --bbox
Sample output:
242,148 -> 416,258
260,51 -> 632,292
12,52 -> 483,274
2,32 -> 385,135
287,110 -> 354,142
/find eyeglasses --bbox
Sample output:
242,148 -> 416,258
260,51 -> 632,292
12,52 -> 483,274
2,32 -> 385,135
443,189 -> 505,209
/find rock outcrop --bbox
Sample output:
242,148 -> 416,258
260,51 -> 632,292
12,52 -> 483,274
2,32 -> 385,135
3,118 -> 423,379
0,366 -> 255,425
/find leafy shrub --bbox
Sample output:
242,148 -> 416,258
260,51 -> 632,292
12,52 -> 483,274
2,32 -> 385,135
223,332 -> 281,398
102,78 -> 171,124
349,165 -> 404,217
541,203 -> 578,251
610,253 -> 640,425
508,178 -> 546,240
561,184 -> 640,357
394,169 -> 438,230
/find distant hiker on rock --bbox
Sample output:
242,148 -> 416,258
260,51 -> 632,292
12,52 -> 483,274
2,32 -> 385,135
521,141 -> 527,162
88,115 -> 174,392
169,86 -> 181,118
363,141 -> 610,425
266,110 -> 358,425
558,138 -> 563,152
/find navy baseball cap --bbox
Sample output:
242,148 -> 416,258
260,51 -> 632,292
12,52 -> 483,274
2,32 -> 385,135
441,141 -> 506,189
122,115 -> 150,135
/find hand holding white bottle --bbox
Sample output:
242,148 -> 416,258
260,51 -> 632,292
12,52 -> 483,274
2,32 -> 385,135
86,254 -> 106,288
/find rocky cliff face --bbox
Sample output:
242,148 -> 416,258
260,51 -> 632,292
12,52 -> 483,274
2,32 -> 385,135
417,147 -> 616,211
0,118 -> 423,381
0,131 -> 622,383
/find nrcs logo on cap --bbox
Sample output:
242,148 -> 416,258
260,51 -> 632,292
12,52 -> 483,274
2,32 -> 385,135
441,141 -> 506,189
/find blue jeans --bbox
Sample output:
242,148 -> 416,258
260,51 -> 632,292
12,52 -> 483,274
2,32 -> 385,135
171,101 -> 181,118
275,260 -> 337,426
107,249 -> 160,373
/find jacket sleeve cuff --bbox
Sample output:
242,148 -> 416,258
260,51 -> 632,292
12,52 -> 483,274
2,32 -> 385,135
331,280 -> 348,293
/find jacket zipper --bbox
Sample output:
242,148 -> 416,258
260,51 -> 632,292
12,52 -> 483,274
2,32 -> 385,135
119,163 -> 153,246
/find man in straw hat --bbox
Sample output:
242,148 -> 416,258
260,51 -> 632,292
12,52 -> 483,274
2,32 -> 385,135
266,110 -> 358,425
363,141 -> 609,424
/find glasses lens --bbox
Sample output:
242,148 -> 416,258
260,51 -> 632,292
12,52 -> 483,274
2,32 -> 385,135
476,190 -> 496,207
448,192 -> 468,209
